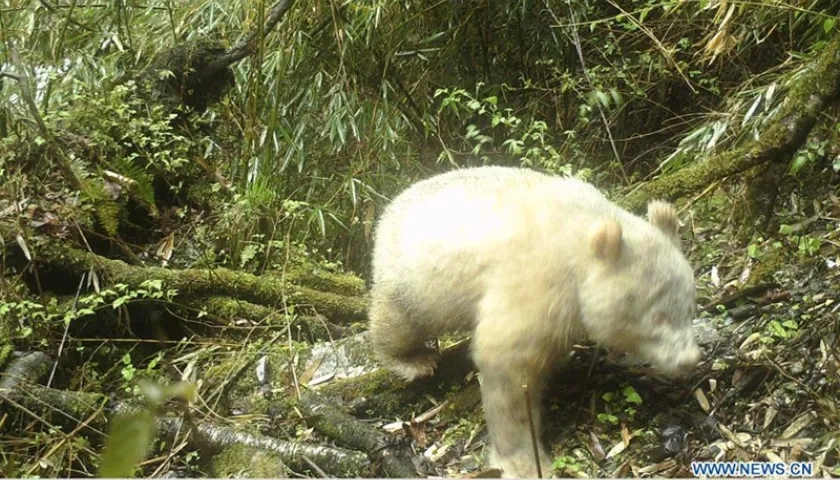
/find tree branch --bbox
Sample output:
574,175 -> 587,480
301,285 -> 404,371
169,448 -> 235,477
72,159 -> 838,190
205,0 -> 298,75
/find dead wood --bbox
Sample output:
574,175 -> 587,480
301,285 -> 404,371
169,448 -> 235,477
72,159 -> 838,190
292,340 -> 489,477
0,353 -> 370,477
141,404 -> 370,477
299,389 -> 425,478
316,340 -> 478,419
2,225 -> 367,322
0,351 -> 51,392
183,296 -> 360,342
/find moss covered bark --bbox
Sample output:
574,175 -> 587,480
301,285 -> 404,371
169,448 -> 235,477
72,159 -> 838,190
186,296 -> 361,341
4,226 -> 368,322
619,33 -> 840,212
299,389 -> 422,478
1,378 -> 369,477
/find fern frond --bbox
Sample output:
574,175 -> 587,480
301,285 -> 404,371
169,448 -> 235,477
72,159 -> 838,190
94,195 -> 121,237
67,155 -> 122,236
84,179 -> 121,236
110,156 -> 158,215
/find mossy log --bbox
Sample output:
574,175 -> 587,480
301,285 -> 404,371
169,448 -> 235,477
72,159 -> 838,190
0,351 -> 52,391
270,263 -> 367,298
0,356 -> 370,477
183,296 -> 364,341
2,226 -> 368,322
619,32 -> 840,213
299,389 -> 424,478
316,340 -> 479,419
210,444 -> 292,477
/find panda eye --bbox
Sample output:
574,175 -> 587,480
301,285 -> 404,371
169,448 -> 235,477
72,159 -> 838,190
652,311 -> 669,325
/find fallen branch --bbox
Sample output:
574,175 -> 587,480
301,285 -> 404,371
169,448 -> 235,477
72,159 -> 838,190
299,389 -> 424,478
2,226 -> 368,322
143,404 -> 370,476
0,351 -> 51,392
0,354 -> 370,477
181,296 -> 360,341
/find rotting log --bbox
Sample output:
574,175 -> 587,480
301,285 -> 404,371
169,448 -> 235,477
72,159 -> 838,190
316,340 -> 478,418
182,296 -> 364,341
619,32 -> 840,213
1,226 -> 368,322
299,389 -> 425,478
0,362 -> 370,477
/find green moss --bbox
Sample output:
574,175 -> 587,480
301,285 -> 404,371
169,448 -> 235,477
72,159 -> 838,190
0,344 -> 13,370
209,444 -> 290,478
287,285 -> 368,320
437,384 -> 483,425
324,367 -> 399,405
748,247 -> 788,286
21,231 -> 369,321
620,34 -> 840,214
279,263 -> 367,297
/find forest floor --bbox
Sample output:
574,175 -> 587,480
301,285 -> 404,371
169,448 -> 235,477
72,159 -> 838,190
2,171 -> 839,479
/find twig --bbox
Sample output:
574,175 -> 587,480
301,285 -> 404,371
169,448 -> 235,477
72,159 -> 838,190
302,455 -> 330,478
47,275 -> 86,388
523,378 -> 543,478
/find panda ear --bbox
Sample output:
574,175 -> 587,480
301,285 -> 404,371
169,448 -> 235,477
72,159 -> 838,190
589,219 -> 623,264
647,200 -> 681,249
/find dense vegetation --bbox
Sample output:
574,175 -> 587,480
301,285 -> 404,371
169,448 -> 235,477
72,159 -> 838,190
1,0 -> 839,477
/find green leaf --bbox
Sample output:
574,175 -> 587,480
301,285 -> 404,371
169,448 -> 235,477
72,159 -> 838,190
99,411 -> 157,477
609,89 -> 623,107
622,386 -> 643,405
769,320 -> 787,338
140,279 -> 164,292
594,90 -> 611,108
824,17 -> 836,33
239,244 -> 260,268
789,154 -> 809,174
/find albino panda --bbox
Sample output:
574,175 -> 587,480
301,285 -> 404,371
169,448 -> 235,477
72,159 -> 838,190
368,166 -> 701,478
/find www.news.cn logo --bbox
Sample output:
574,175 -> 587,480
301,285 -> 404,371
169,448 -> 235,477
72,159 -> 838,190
690,461 -> 814,477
